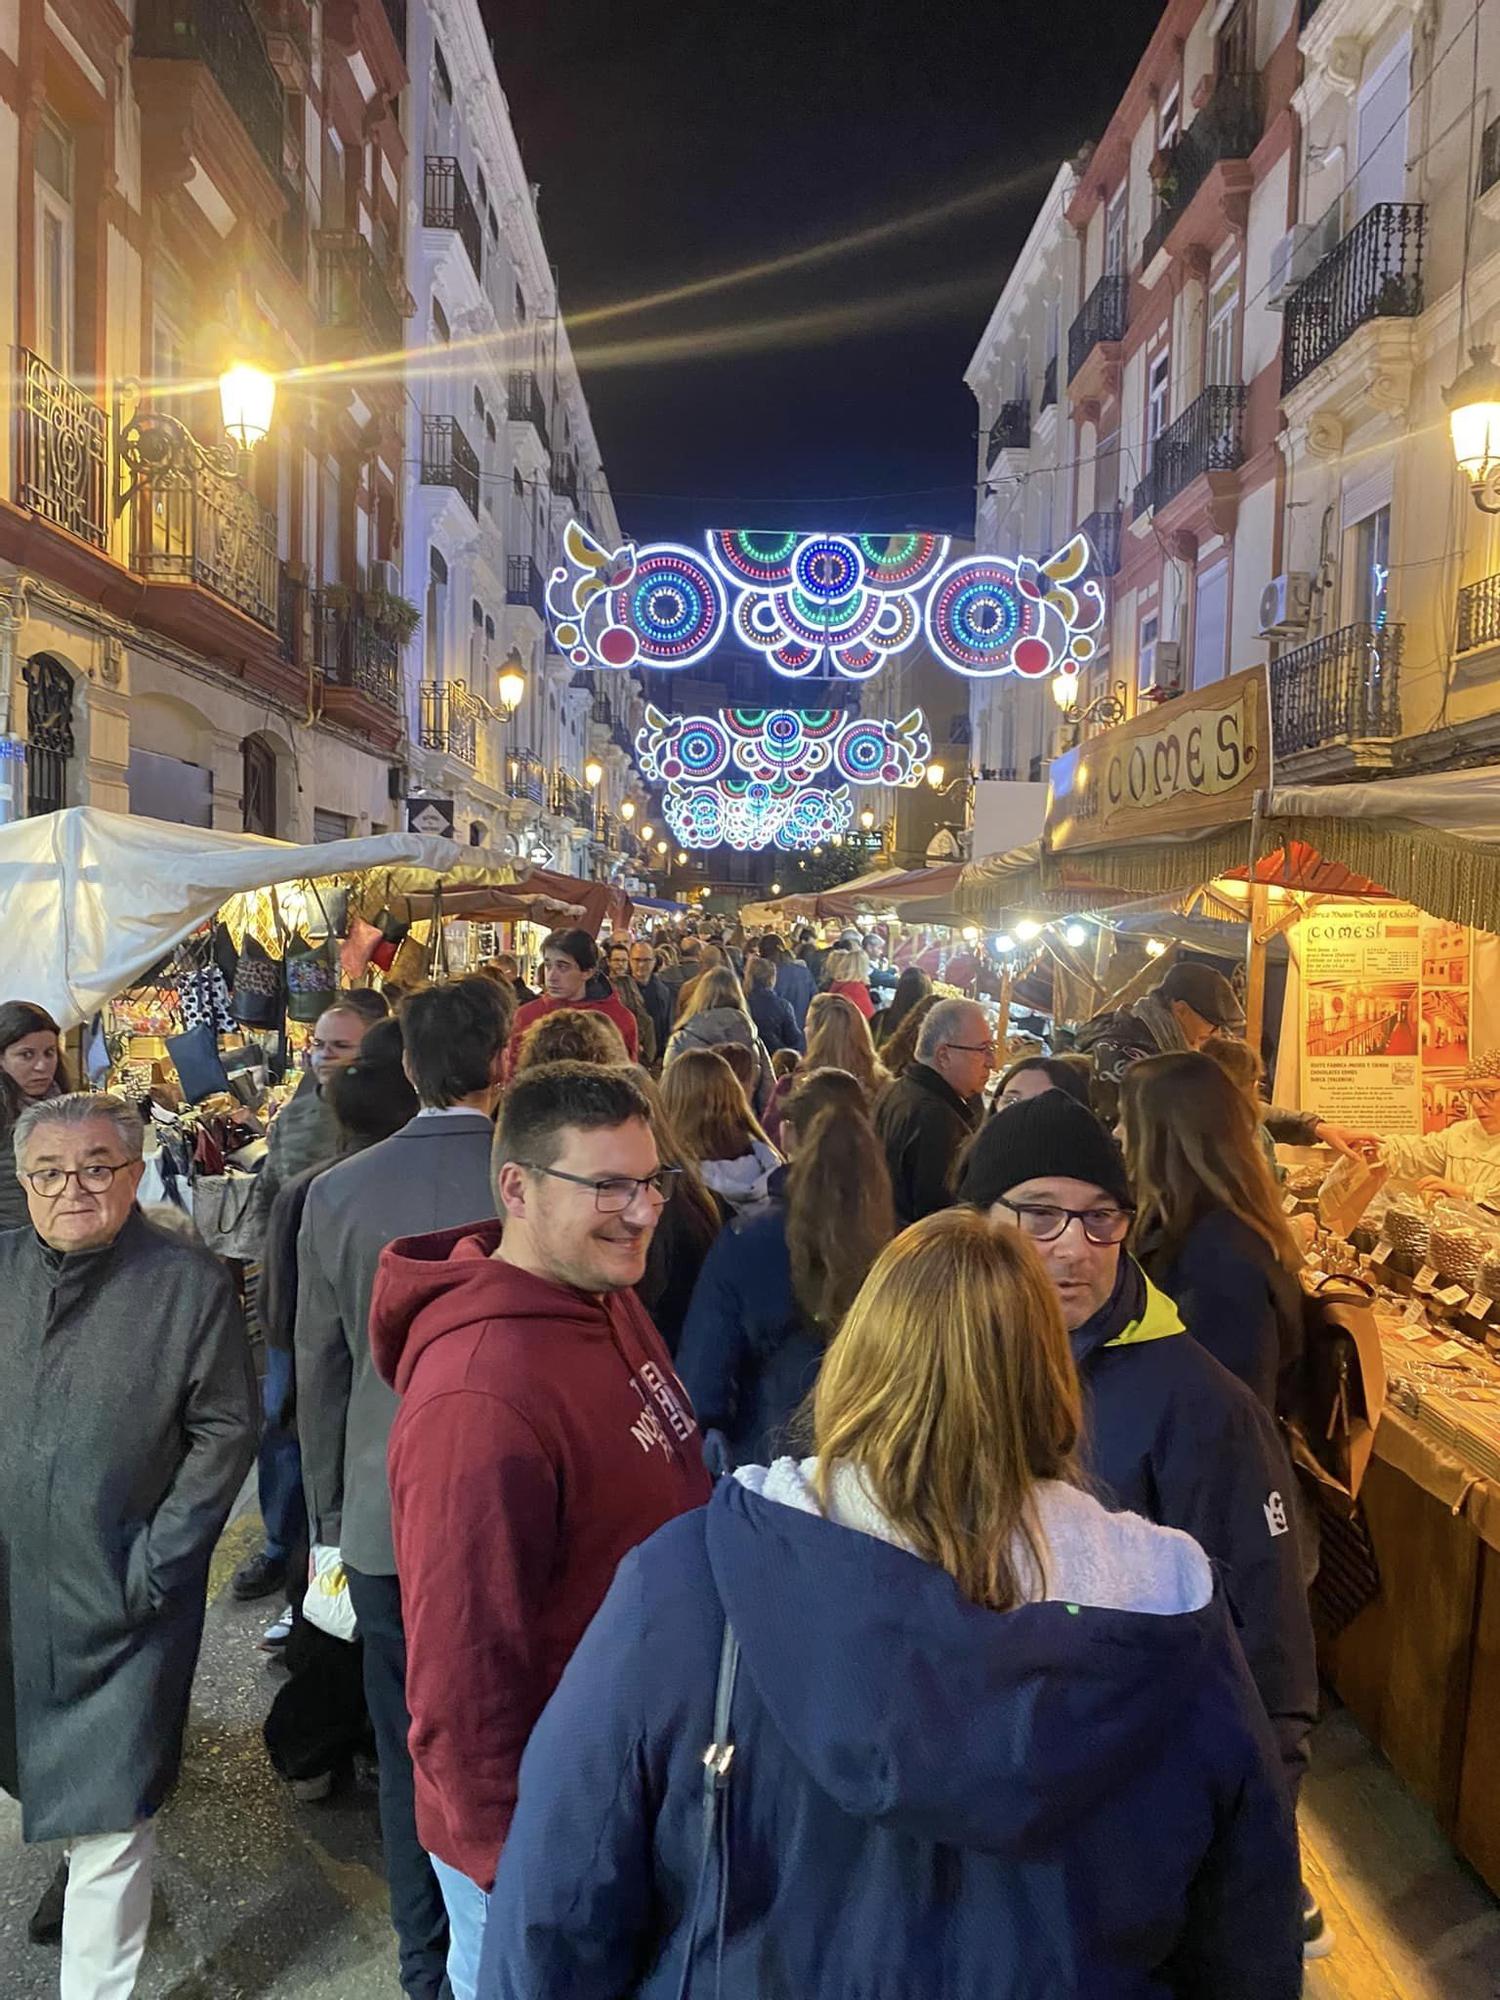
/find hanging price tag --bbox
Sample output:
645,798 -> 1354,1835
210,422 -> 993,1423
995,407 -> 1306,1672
1414,1264 -> 1438,1292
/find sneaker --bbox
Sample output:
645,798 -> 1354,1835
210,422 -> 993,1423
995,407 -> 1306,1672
1302,1887 -> 1335,1959
231,1549 -> 287,1602
257,1606 -> 294,1653
290,1770 -> 334,1804
28,1857 -> 67,1944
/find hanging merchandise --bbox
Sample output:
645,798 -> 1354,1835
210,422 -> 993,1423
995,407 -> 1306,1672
370,905 -> 410,972
284,881 -> 340,1022
342,915 -> 383,979
233,934 -> 283,1028
177,961 -> 236,1035
163,1021 -> 232,1105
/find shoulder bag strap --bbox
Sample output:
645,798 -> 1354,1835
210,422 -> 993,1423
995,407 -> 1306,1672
675,1617 -> 740,2000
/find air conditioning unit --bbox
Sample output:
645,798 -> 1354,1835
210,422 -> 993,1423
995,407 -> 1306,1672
1141,640 -> 1181,693
1266,206 -> 1342,310
1259,572 -> 1314,639
369,559 -> 402,596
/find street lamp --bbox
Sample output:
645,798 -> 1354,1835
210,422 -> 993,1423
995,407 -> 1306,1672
925,760 -> 946,790
620,799 -> 636,821
116,359 -> 278,512
496,649 -> 526,717
640,822 -> 654,841
656,838 -> 668,854
770,881 -> 781,895
218,361 -> 277,451
584,757 -> 604,788
859,807 -> 876,831
1445,345 -> 1500,511
676,850 -> 688,865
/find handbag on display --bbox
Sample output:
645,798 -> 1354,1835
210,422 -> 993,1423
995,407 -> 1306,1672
284,932 -> 338,1022
369,905 -> 410,971
233,935 -> 283,1028
388,933 -> 428,987
191,1173 -> 263,1260
342,915 -> 383,979
179,962 -> 236,1036
165,1022 -> 232,1105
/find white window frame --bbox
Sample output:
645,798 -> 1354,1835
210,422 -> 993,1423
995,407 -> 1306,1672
34,114 -> 75,377
1158,85 -> 1181,151
1146,350 -> 1171,467
1206,269 -> 1240,385
1138,612 -> 1160,694
1105,186 -> 1128,277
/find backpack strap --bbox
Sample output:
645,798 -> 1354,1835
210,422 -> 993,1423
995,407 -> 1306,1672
701,1617 -> 740,1842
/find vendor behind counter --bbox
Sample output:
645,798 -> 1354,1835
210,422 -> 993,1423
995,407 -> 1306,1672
1372,1051 -> 1500,1203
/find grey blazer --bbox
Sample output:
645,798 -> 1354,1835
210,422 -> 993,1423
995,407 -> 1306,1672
294,1111 -> 496,1575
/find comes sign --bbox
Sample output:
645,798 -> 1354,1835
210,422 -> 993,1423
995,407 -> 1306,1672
1045,665 -> 1268,854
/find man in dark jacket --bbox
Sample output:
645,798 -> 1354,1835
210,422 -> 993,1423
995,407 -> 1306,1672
761,932 -> 814,1030
0,1093 -> 256,1996
374,1064 -> 710,2000
745,955 -> 804,1055
876,997 -> 993,1224
605,939 -> 658,1068
628,940 -> 674,1058
296,980 -> 506,2000
959,1090 -> 1326,1954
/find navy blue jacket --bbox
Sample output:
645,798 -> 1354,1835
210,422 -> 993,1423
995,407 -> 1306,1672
746,981 -> 804,1055
774,956 -> 815,1029
1074,1257 -> 1317,1792
1144,1210 -> 1304,1417
676,1199 -> 821,1466
479,1480 -> 1302,2000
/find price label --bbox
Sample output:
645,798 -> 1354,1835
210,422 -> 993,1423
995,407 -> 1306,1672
1432,1339 -> 1468,1362
1282,1193 -> 1300,1214
1414,1264 -> 1438,1292
1435,1284 -> 1469,1308
1469,1293 -> 1493,1319
1403,1299 -> 1426,1325
1370,1241 -> 1394,1266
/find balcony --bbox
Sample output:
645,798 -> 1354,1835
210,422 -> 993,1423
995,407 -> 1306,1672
1131,385 -> 1246,519
278,563 -> 310,666
317,231 -> 405,359
507,371 -> 550,451
1040,355 -> 1057,413
553,453 -> 579,504
419,680 -> 479,765
507,554 -> 545,616
315,589 -> 403,725
1457,571 -> 1500,655
987,401 -> 1030,466
1142,73 -> 1260,275
133,0 -> 284,179
132,458 -> 278,630
1067,273 -> 1129,399
506,748 -> 547,806
551,771 -> 593,825
1271,623 -> 1402,763
13,348 -> 108,551
1282,204 -> 1425,394
421,415 -> 480,518
1080,505 -> 1123,577
423,157 -> 482,278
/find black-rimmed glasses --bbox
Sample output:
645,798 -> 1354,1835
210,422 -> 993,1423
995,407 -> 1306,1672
518,1162 -> 681,1212
1000,1200 -> 1132,1245
23,1161 -> 135,1199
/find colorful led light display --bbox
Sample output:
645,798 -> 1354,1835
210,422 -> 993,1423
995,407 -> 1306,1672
549,522 -> 1104,681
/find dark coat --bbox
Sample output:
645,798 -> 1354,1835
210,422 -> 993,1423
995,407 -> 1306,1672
1072,1256 -> 1317,1790
252,1075 -> 340,1239
745,981 -> 804,1056
636,974 -> 674,1059
478,1483 -> 1302,2000
0,1210 -> 257,1840
773,957 -> 815,1031
637,1182 -> 725,1357
874,1061 -> 980,1226
1145,1211 -> 1305,1416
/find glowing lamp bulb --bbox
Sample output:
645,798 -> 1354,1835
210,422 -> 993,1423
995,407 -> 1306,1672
656,839 -> 668,854
962,925 -> 980,944
620,800 -> 636,821
770,881 -> 781,895
994,933 -> 1016,954
676,851 -> 688,865
1445,344 -> 1500,488
1065,922 -> 1088,948
1052,669 -> 1081,711
584,758 -> 604,788
640,824 -> 654,841
1145,937 -> 1167,957
859,808 -> 875,831
1015,918 -> 1042,942
219,361 -> 276,450
497,665 -> 526,714
926,761 -> 946,790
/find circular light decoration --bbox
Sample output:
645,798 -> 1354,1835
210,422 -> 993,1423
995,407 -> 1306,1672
608,545 -> 725,668
793,534 -> 863,602
855,530 -> 950,591
709,529 -> 800,588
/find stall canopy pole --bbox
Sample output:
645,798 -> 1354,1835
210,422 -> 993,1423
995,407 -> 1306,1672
1244,789 -> 1269,1055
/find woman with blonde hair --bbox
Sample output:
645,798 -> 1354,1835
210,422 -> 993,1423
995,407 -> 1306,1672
659,1047 -> 781,1216
664,966 -> 773,1110
479,1207 -> 1302,1999
1122,1050 -> 1305,1414
822,945 -> 875,1019
764,990 -> 885,1142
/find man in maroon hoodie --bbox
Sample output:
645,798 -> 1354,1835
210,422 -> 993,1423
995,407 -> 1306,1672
371,1061 -> 711,2000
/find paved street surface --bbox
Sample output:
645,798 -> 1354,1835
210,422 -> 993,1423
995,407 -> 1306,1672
2,1503 -> 1498,1998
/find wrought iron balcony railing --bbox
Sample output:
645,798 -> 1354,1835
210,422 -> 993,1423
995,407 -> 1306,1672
1457,570 -> 1500,653
507,371 -> 550,450
1481,116 -> 1500,201
133,457 -> 278,630
134,0 -> 284,177
507,554 -> 545,615
1131,384 -> 1246,518
1080,505 -> 1123,577
1142,73 -> 1261,269
423,157 -> 482,278
551,771 -> 592,824
314,590 -> 402,712
13,348 -> 108,550
506,748 -> 546,806
278,563 -> 309,666
1040,354 -> 1057,412
1271,622 -> 1403,757
317,231 -> 404,356
987,401 -> 1030,463
1067,273 -> 1129,383
1282,203 -> 1425,393
419,680 -> 479,764
421,415 -> 480,518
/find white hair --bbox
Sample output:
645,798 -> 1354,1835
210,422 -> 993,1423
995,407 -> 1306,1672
916,998 -> 984,1063
12,1092 -> 145,1167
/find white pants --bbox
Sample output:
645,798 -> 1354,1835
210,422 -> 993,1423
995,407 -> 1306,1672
61,1823 -> 156,2000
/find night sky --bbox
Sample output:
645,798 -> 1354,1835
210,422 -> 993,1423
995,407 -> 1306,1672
484,0 -> 1166,546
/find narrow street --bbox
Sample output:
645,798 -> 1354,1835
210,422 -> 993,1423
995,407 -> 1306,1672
0,1504 -> 1496,1999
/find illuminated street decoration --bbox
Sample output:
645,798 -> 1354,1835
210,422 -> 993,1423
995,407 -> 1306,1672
549,520 -> 1104,681
662,779 -> 854,852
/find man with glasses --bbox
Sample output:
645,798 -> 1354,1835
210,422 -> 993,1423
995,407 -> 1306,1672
959,1089 -> 1322,1951
1368,1049 -> 1500,1201
371,1063 -> 709,2000
0,1093 -> 256,1997
876,996 -> 996,1225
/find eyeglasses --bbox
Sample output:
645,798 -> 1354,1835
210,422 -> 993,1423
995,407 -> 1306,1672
23,1160 -> 134,1198
518,1162 -> 681,1212
1467,1083 -> 1500,1104
945,1041 -> 996,1056
1000,1200 -> 1133,1245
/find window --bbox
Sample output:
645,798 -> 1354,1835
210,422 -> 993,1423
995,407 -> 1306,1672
1146,350 -> 1171,467
432,297 -> 450,344
515,284 -> 527,323
23,657 -> 74,817
473,386 -> 485,422
1158,85 -> 1181,151
34,113 -> 74,375
433,40 -> 453,107
1206,271 -> 1239,385
1105,185 -> 1128,277
426,547 -> 449,683
1354,40 -> 1410,219
513,468 -> 524,498
1138,613 -> 1159,694
1192,561 -> 1230,688
1095,427 -> 1120,510
1351,505 -> 1391,628
472,598 -> 484,627
1216,0 -> 1250,79
242,736 -> 277,837
488,206 -> 499,245
152,312 -> 187,423
476,164 -> 488,210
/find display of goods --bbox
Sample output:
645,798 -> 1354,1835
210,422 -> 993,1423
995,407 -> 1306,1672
1429,1201 -> 1497,1291
1381,1195 -> 1430,1260
1284,1163 -> 1327,1199
1480,1249 -> 1500,1299
1317,1154 -> 1388,1238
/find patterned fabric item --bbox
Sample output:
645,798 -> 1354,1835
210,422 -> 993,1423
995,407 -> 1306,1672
179,964 -> 235,1036
233,936 -> 283,1028
284,932 -> 338,1022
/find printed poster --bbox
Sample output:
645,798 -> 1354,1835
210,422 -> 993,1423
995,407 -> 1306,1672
1298,901 -> 1471,1134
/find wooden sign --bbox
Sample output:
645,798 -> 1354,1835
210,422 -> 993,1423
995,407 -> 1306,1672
1045,665 -> 1268,854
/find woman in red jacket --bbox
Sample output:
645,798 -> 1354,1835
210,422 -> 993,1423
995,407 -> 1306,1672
823,946 -> 876,1020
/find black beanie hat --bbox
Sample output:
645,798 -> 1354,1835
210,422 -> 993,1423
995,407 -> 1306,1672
959,1089 -> 1132,1210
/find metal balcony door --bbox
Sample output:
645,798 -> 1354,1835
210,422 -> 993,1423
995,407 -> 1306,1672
1354,41 -> 1409,221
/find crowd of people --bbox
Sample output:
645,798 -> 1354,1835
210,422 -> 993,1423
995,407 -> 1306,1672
1,913 -> 1397,1998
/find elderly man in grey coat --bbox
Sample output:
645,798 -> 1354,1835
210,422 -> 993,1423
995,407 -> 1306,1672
0,1093 -> 257,1999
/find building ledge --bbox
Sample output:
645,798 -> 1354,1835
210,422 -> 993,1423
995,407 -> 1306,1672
1274,737 -> 1399,781
1280,315 -> 1418,455
1140,160 -> 1255,292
